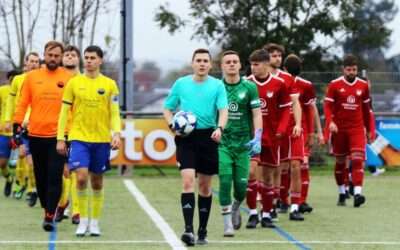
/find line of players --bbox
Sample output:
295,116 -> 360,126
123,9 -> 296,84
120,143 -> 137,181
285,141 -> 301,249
164,44 -> 374,245
1,42 -> 120,236
0,46 -> 82,224
230,44 -> 374,233
235,45 -> 374,232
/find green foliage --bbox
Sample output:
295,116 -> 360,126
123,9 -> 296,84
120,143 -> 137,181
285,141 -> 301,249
155,0 -> 397,71
342,0 -> 397,68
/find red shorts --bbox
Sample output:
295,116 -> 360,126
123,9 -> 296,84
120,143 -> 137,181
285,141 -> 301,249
280,133 -> 304,162
331,129 -> 366,159
260,145 -> 280,167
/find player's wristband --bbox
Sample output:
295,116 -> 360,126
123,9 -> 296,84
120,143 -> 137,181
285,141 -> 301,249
217,126 -> 224,133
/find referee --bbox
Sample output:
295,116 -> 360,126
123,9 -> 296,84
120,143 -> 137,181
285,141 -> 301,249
163,48 -> 228,246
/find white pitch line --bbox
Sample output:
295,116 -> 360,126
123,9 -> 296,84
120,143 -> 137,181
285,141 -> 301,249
123,179 -> 187,250
0,240 -> 166,244
209,240 -> 400,245
1,240 -> 400,246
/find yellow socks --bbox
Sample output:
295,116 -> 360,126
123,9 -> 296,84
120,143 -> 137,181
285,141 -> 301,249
70,172 -> 80,215
91,189 -> 104,220
77,189 -> 89,218
59,176 -> 71,207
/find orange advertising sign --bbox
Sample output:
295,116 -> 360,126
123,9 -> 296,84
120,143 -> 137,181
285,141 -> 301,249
110,119 -> 177,166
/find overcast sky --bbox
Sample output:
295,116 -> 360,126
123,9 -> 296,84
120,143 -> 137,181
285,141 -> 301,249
132,0 -> 400,72
3,0 -> 400,74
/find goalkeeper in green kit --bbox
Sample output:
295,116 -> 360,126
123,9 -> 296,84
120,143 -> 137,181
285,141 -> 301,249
218,50 -> 262,237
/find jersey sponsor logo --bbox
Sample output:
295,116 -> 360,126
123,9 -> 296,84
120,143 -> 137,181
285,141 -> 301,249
266,91 -> 274,98
347,95 -> 356,104
228,102 -> 239,112
260,98 -> 267,109
97,88 -> 105,95
56,81 -> 65,88
35,81 -> 43,85
356,90 -> 362,96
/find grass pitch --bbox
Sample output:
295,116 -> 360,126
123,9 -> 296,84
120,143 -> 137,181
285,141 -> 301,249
0,167 -> 399,250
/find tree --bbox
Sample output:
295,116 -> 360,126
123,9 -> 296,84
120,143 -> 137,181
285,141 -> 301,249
155,0 -> 396,71
342,0 -> 397,70
51,0 -> 113,48
0,0 -> 114,69
0,0 -> 42,68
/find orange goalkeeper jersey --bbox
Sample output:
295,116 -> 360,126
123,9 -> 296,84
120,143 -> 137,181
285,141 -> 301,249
13,67 -> 73,137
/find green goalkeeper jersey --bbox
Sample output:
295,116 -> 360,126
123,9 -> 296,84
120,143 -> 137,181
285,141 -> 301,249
221,78 -> 260,148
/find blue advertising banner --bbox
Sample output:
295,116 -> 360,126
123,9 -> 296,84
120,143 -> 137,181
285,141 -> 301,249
366,119 -> 400,168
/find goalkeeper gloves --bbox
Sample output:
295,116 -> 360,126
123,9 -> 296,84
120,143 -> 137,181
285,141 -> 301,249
11,123 -> 23,149
245,128 -> 262,156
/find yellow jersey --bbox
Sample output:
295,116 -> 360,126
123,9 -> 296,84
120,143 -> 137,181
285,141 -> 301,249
57,73 -> 121,142
5,73 -> 30,124
0,85 -> 12,136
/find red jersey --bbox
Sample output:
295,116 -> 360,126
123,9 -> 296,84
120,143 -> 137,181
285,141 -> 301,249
324,76 -> 371,131
247,74 -> 291,146
275,70 -> 299,130
295,76 -> 317,134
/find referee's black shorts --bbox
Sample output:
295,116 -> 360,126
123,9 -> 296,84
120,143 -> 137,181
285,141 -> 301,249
174,128 -> 218,175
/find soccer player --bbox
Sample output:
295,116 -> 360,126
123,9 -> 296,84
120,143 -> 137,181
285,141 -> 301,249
218,50 -> 262,236
264,43 -> 302,220
0,70 -> 20,197
283,54 -> 323,214
163,48 -> 228,246
57,45 -> 121,237
13,41 -> 73,231
55,45 -> 81,225
5,52 -> 40,205
246,49 -> 291,228
324,54 -> 372,207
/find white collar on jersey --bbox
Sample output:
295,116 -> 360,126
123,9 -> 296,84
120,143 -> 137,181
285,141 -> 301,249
249,73 -> 272,86
341,76 -> 359,86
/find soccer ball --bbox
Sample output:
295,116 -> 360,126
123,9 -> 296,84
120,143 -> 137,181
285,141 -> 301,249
172,111 -> 197,136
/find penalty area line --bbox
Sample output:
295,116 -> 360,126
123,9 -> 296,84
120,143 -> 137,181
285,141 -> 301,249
0,240 -> 400,245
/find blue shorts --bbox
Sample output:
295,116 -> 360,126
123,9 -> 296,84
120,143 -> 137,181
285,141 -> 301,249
0,135 -> 11,158
22,137 -> 31,155
68,141 -> 111,174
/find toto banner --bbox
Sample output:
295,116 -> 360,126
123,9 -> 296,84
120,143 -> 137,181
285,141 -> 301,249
366,118 -> 400,168
110,119 -> 176,166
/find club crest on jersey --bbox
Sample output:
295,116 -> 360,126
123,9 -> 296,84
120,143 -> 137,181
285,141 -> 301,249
347,95 -> 356,104
97,88 -> 105,95
228,102 -> 239,112
356,90 -> 362,96
56,81 -> 64,88
340,88 -> 345,92
260,98 -> 267,109
238,92 -> 245,99
111,95 -> 119,103
266,91 -> 274,98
